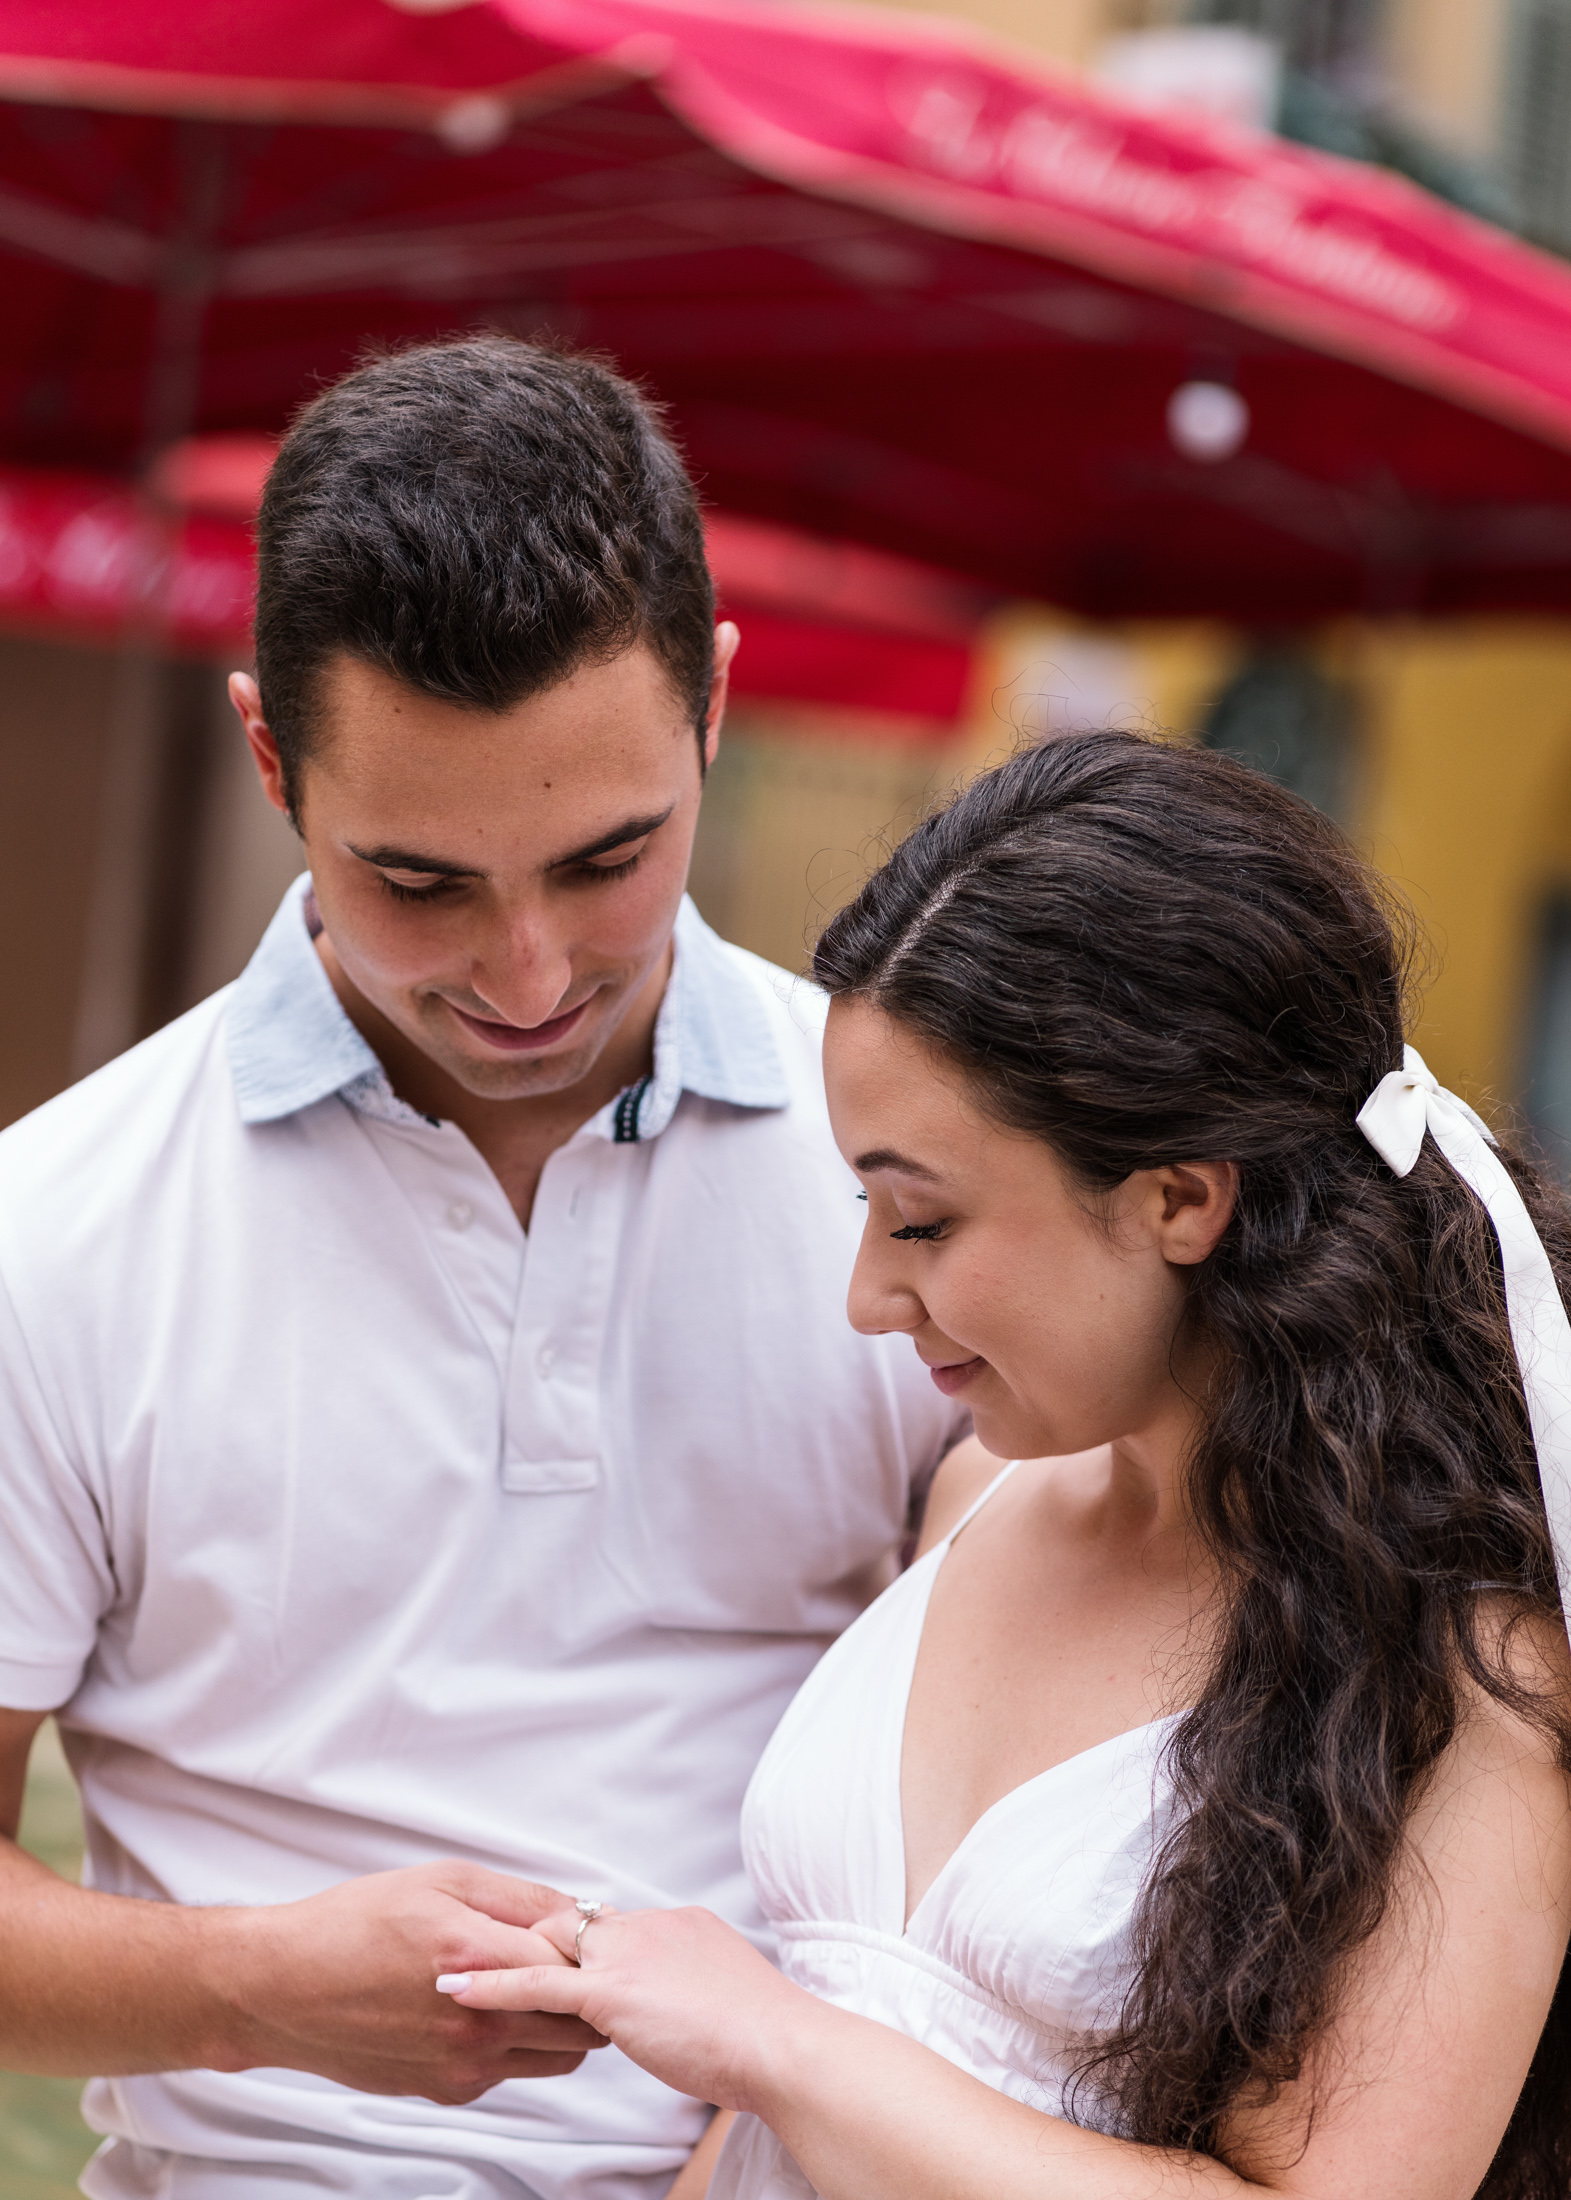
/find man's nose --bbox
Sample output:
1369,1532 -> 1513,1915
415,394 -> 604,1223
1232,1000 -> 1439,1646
470,906 -> 571,1024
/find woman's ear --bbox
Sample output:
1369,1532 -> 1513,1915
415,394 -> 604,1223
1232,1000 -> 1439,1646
1154,1160 -> 1239,1267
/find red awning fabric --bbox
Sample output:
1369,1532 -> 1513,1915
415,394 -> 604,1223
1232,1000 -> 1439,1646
0,453 -> 982,722
4,0 -> 1571,617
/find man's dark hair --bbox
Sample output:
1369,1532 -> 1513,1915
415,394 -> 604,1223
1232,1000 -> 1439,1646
253,336 -> 715,817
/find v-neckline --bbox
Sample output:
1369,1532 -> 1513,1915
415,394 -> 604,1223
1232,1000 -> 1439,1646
894,1471 -> 1182,1936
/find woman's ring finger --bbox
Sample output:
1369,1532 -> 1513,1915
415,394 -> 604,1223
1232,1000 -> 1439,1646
572,1898 -> 603,1966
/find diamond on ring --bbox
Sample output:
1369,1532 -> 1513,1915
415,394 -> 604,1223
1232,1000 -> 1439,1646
572,1898 -> 603,1966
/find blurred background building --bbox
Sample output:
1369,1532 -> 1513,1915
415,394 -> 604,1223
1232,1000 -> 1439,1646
765,0 -> 1571,1159
5,0 -> 1571,2186
4,0 -> 1571,1152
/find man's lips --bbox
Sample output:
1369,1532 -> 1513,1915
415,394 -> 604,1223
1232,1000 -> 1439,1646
925,1355 -> 987,1397
446,997 -> 591,1053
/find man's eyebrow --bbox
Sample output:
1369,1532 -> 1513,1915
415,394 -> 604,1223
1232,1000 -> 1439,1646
343,808 -> 675,879
547,808 -> 674,869
854,1147 -> 943,1182
347,844 -> 482,878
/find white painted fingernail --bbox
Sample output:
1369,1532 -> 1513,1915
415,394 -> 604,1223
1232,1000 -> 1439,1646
435,1973 -> 472,1994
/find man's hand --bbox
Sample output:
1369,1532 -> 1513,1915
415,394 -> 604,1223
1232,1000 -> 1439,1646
0,1779 -> 606,2102
213,1861 -> 609,2103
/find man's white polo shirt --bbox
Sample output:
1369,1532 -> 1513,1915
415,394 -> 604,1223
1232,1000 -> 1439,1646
0,881 -> 963,2200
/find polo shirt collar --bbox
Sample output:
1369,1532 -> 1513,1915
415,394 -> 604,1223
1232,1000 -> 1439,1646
632,895 -> 790,1139
228,877 -> 382,1124
227,875 -> 788,1133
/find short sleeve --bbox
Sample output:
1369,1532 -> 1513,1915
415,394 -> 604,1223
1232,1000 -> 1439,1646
0,1258 -> 112,1710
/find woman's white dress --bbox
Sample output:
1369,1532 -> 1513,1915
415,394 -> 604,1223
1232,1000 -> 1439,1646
709,1461 -> 1181,2200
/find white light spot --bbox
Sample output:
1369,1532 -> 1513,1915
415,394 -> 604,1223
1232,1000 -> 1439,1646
1167,381 -> 1250,462
436,96 -> 511,155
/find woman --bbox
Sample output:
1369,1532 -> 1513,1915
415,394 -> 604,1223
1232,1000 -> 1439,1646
439,731 -> 1571,2200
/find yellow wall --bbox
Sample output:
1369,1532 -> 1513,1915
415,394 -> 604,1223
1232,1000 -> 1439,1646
961,610 -> 1571,1116
1352,620 -> 1571,1113
958,610 -> 1571,1120
1383,0 -> 1512,160
690,704 -> 956,972
845,0 -> 1176,70
952,604 -> 1233,772
700,613 -> 1571,1135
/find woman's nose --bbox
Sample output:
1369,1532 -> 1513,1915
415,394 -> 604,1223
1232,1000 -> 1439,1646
846,1238 -> 925,1339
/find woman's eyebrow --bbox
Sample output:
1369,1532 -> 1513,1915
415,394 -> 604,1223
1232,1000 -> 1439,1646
854,1147 -> 942,1182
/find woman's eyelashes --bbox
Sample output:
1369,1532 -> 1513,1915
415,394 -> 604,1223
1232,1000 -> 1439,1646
855,1190 -> 946,1241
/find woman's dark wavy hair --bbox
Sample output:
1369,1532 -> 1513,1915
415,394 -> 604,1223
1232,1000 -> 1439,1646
813,729 -> 1571,2195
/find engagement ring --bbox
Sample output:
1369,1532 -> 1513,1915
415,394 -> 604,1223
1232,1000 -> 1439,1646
572,1898 -> 603,1966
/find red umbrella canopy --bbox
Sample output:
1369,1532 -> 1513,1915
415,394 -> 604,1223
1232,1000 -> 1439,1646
6,0 -> 1571,619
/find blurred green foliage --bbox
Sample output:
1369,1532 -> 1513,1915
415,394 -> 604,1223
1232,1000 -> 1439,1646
3,1726 -> 97,2200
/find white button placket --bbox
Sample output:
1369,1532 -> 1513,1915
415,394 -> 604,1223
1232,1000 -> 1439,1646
351,1115 -> 524,1379
501,1132 -> 621,1494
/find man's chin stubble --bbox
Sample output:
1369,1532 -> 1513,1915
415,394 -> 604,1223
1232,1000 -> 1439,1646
431,1036 -> 609,1105
412,983 -> 636,1103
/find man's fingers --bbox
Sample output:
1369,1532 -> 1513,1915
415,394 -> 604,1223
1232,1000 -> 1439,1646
500,2051 -> 593,2078
452,1915 -> 576,1971
485,2009 -> 606,2051
439,1964 -> 592,2017
536,1911 -> 577,1963
444,1868 -> 575,1930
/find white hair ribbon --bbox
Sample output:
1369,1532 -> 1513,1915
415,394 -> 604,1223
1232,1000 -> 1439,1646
1356,1044 -> 1571,1621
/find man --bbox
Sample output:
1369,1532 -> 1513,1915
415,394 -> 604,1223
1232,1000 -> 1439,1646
0,340 -> 963,2200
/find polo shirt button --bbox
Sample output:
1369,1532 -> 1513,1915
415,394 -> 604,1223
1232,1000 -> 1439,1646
446,1201 -> 474,1231
537,1344 -> 556,1377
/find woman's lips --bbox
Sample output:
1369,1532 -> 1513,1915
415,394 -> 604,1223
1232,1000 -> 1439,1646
926,1356 -> 986,1396
448,997 -> 591,1053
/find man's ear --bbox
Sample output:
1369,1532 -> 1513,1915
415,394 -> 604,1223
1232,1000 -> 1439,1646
1155,1161 -> 1239,1267
703,621 -> 740,771
228,673 -> 293,823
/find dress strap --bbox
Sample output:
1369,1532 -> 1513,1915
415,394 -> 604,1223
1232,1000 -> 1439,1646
942,1458 -> 1023,1547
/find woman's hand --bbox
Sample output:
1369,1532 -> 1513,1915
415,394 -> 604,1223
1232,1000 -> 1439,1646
436,1904 -> 817,2111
